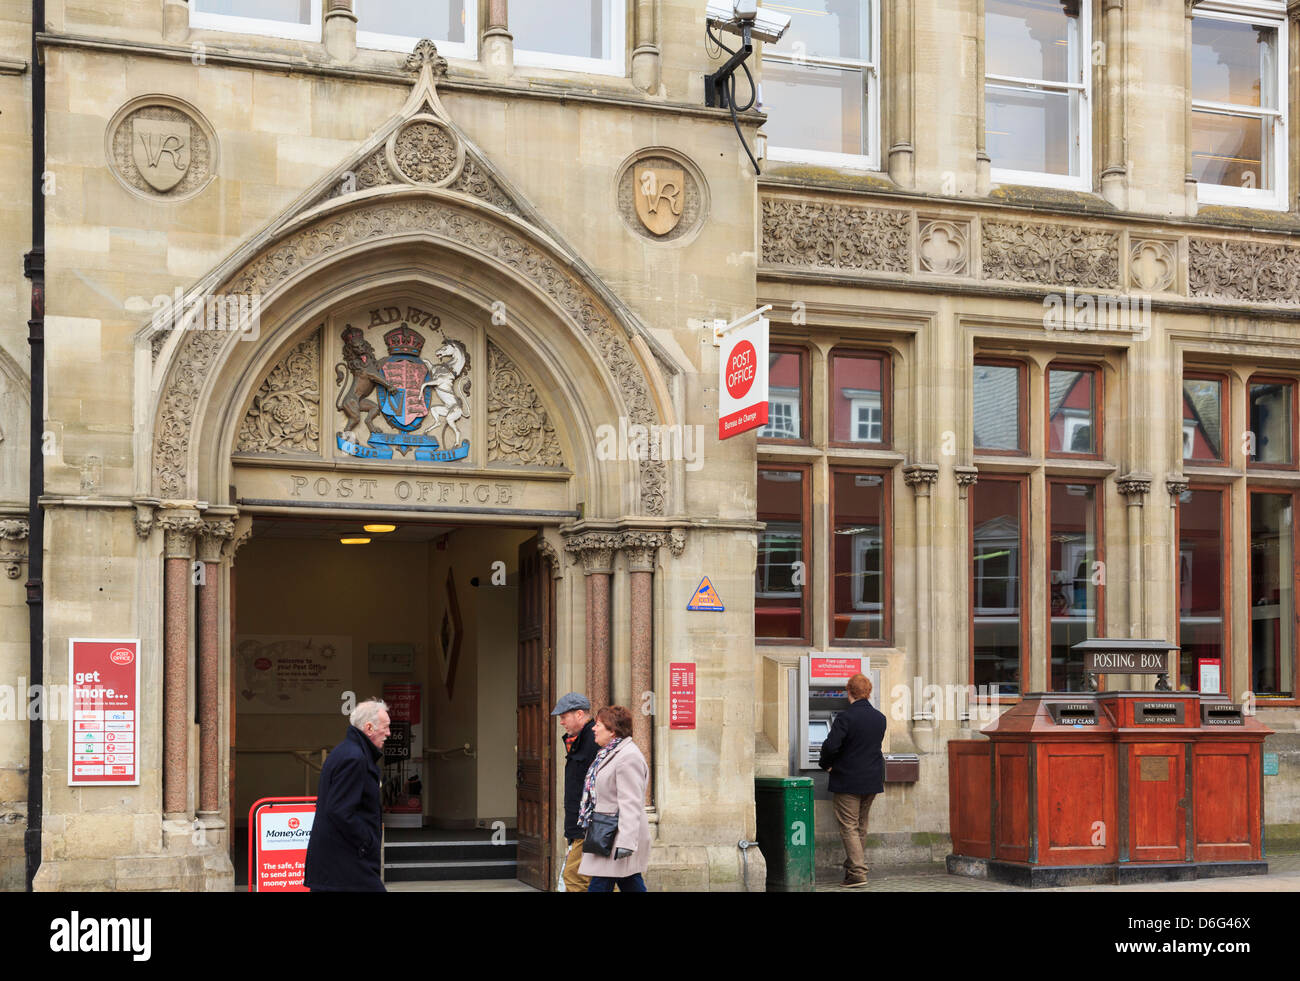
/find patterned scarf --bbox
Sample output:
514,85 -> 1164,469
577,736 -> 623,830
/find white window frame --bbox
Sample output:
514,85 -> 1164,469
354,0 -> 479,60
761,388 -> 801,440
849,531 -> 884,612
762,0 -> 882,172
986,0 -> 1092,192
851,398 -> 882,443
512,0 -> 626,77
1191,2 -> 1289,212
190,0 -> 323,42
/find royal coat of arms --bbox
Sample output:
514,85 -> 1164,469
132,117 -> 191,193
335,320 -> 471,462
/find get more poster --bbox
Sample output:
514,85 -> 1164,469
69,638 -> 140,786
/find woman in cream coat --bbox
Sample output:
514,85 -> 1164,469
577,705 -> 651,891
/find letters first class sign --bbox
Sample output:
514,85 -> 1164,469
717,310 -> 769,440
69,639 -> 140,786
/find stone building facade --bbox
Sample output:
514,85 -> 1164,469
0,0 -> 1297,892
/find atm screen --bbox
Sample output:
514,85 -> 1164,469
807,719 -> 830,746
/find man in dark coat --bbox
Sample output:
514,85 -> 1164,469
304,699 -> 390,891
552,691 -> 597,892
818,673 -> 887,887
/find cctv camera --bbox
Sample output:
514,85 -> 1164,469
706,0 -> 790,45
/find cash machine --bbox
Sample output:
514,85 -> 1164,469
797,655 -> 881,788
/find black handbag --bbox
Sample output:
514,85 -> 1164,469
582,811 -> 619,856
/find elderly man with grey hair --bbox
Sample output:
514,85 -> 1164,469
304,698 -> 390,891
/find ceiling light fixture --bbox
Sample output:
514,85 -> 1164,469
363,524 -> 397,533
340,537 -> 372,545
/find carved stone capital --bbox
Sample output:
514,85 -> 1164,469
0,519 -> 29,580
564,533 -> 620,576
227,523 -> 255,559
624,546 -> 656,574
132,498 -> 160,539
1289,0 -> 1300,23
157,511 -> 205,559
1117,473 -> 1152,500
1166,474 -> 1190,500
536,537 -> 562,577
954,466 -> 979,488
198,520 -> 236,564
903,464 -> 940,495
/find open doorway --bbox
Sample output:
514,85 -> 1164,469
228,515 -> 553,889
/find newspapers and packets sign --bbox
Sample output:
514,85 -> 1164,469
69,638 -> 140,786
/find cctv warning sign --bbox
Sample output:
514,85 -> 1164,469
69,638 -> 140,786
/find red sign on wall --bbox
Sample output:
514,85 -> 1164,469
249,797 -> 316,892
669,662 -> 696,730
69,638 -> 140,786
718,312 -> 769,440
810,656 -> 864,680
383,683 -> 421,725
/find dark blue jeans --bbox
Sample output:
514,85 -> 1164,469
587,873 -> 647,892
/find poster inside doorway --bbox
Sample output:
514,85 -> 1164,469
69,638 -> 140,786
234,635 -> 352,714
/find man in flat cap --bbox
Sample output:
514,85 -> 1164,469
552,691 -> 597,892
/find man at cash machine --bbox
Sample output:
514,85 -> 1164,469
818,673 -> 887,887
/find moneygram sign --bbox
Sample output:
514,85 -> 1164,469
718,308 -> 769,440
250,798 -> 316,892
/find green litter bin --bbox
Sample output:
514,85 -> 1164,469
754,776 -> 815,892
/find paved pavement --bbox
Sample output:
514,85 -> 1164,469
817,850 -> 1300,893
389,852 -> 1300,892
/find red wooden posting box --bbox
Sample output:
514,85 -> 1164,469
946,692 -> 1271,887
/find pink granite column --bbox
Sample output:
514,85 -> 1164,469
486,0 -> 507,30
626,544 -> 655,803
196,518 -> 234,817
159,511 -> 203,819
584,551 -> 613,710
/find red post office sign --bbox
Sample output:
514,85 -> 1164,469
718,311 -> 769,440
69,638 -> 140,786
669,662 -> 696,730
249,797 -> 317,892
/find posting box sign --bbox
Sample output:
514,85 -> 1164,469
69,639 -> 140,786
718,314 -> 769,439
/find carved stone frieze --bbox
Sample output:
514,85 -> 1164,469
0,519 -> 28,579
236,330 -> 321,455
1188,238 -> 1300,305
918,218 -> 970,276
153,329 -> 225,499
981,220 -> 1120,288
761,197 -> 910,274
1129,239 -> 1177,293
487,341 -> 564,468
156,197 -> 665,513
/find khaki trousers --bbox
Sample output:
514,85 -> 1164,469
562,838 -> 591,892
831,792 -> 877,879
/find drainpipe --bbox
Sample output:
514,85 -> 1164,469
23,0 -> 45,892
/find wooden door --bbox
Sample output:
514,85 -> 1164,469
516,536 -> 553,889
1127,742 -> 1187,863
